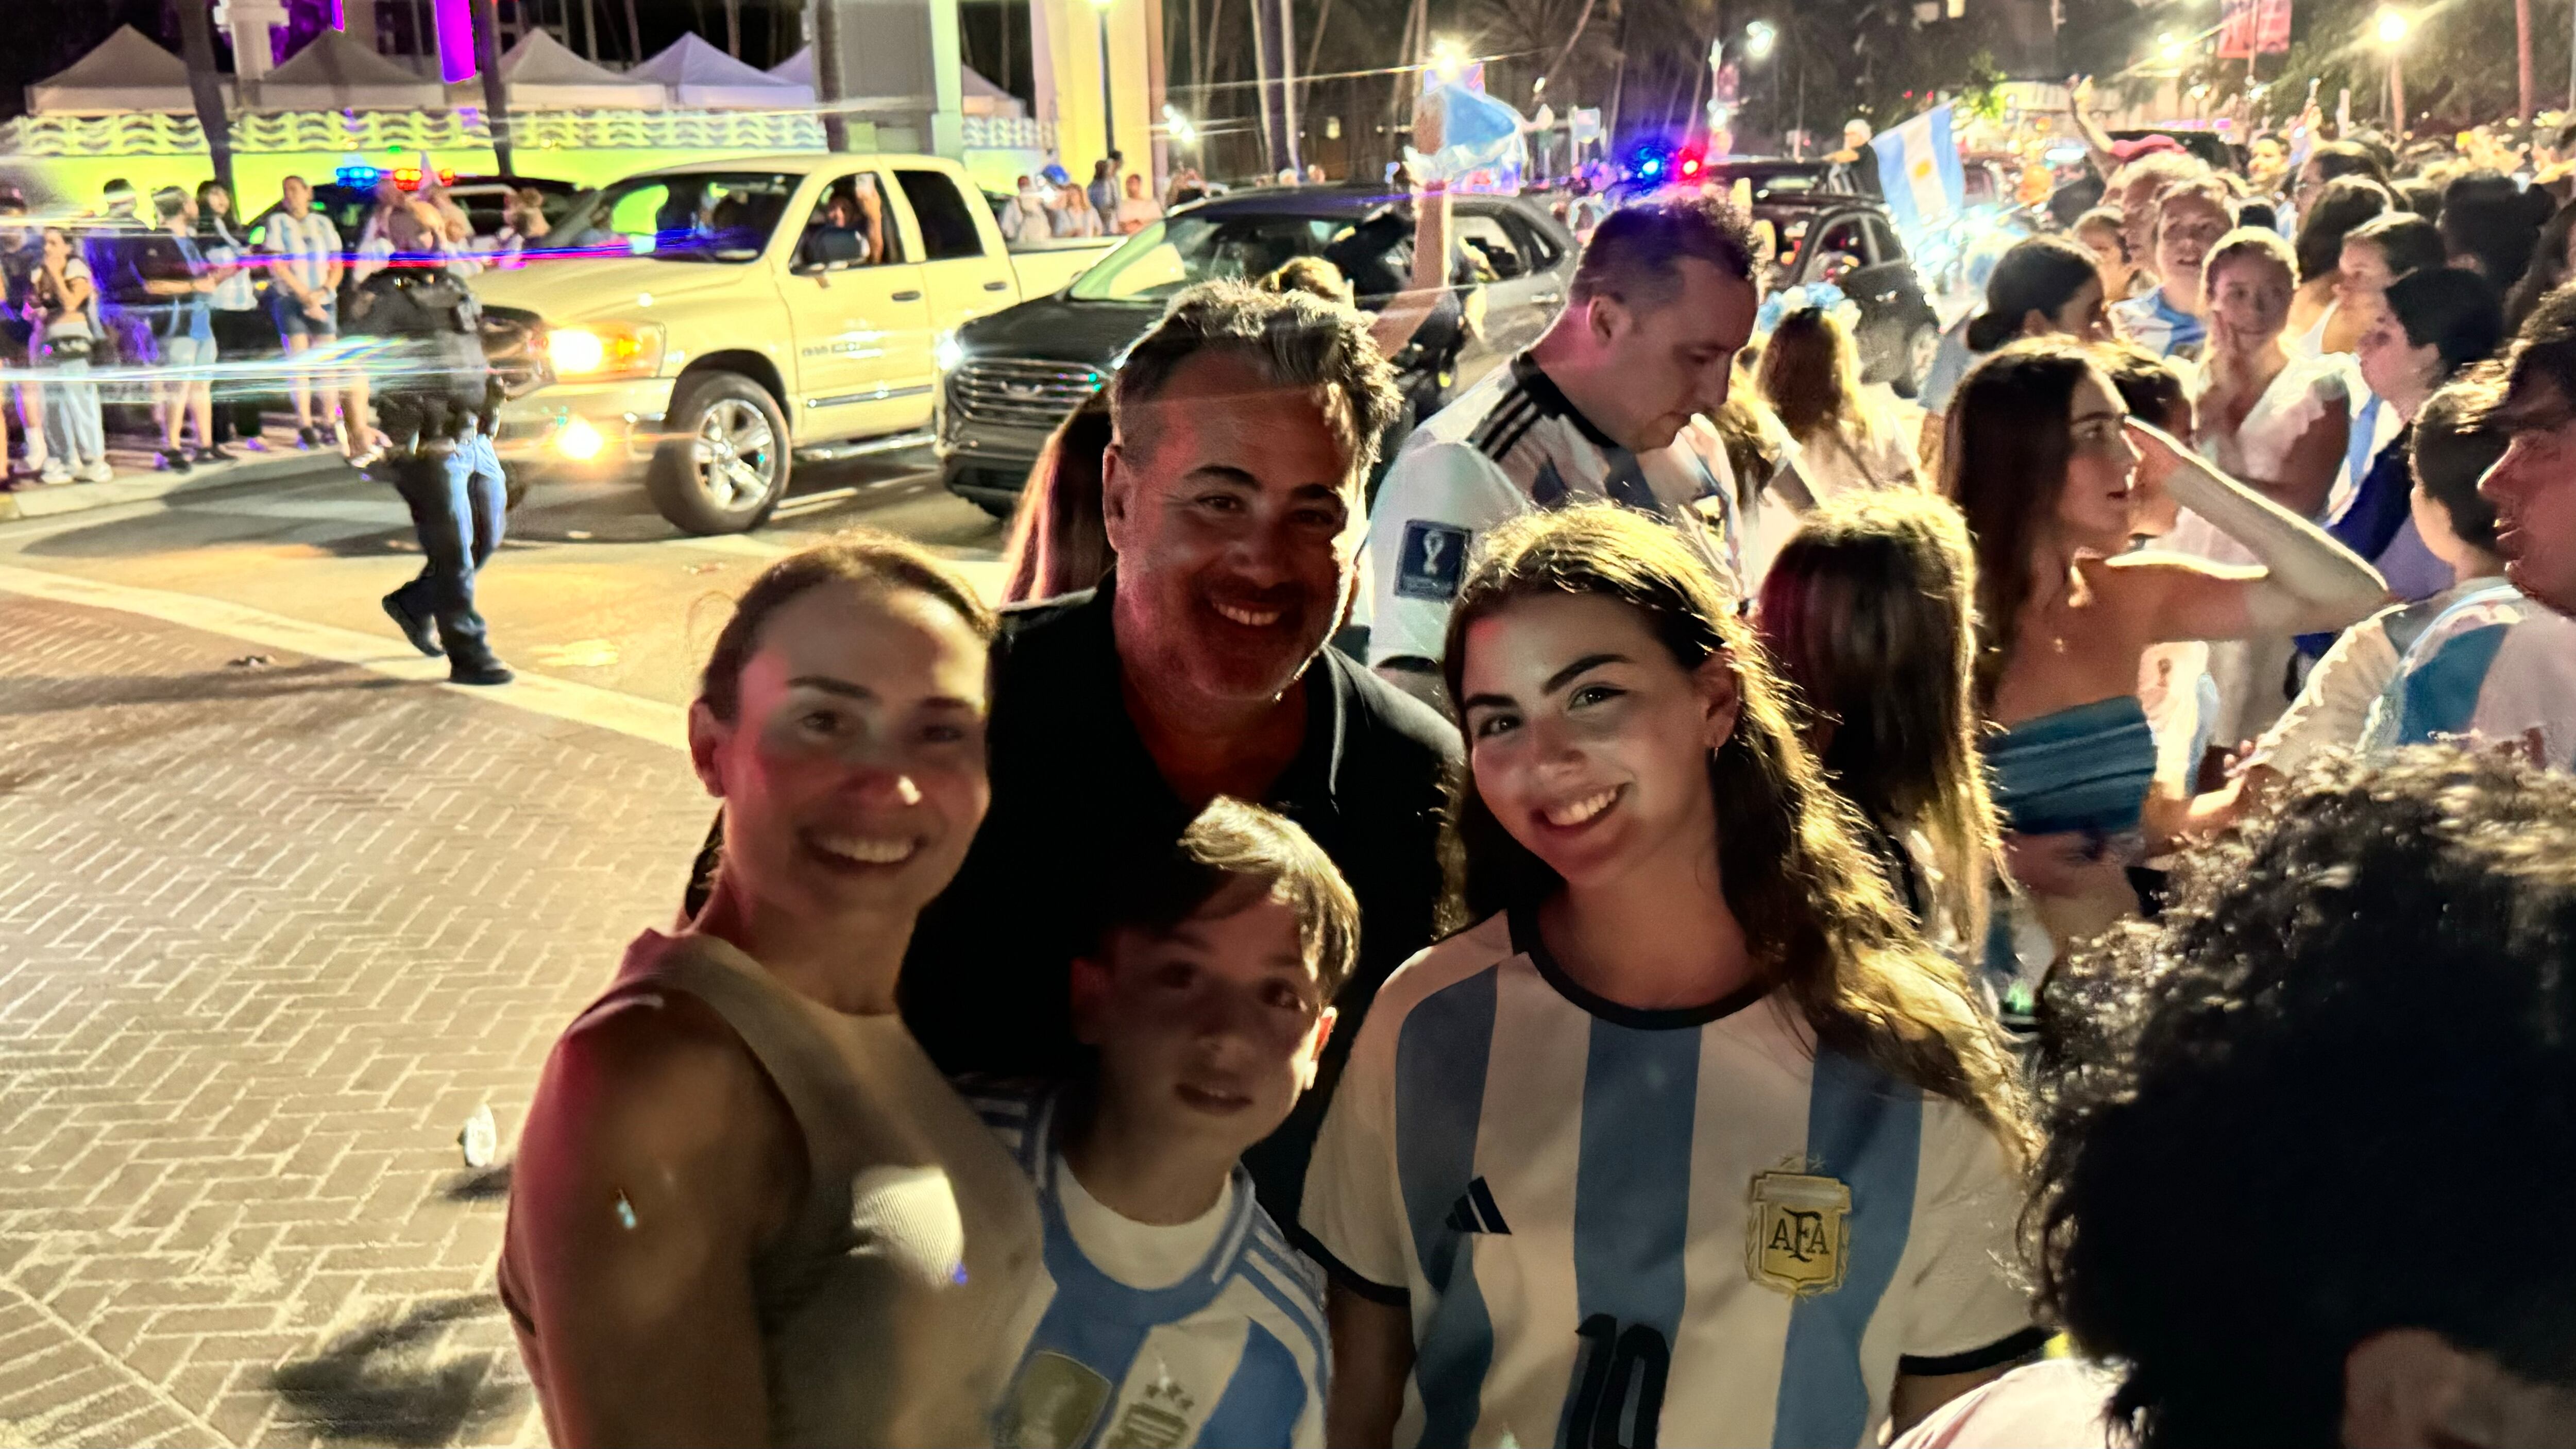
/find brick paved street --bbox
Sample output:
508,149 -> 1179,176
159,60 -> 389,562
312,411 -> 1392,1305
0,595 -> 715,1446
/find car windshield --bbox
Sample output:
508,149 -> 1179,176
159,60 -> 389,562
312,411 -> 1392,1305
545,172 -> 799,262
1067,212 -> 1349,301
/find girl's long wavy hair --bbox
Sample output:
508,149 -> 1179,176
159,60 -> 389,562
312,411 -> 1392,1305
1437,504 -> 2031,1150
1756,492 -> 2003,950
1941,338 -> 2094,706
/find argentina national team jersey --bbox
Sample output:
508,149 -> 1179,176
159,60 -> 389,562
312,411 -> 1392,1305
2109,286 -> 2208,360
2364,583 -> 2576,770
1360,352 -> 1751,669
963,1081 -> 1331,1449
1300,912 -> 2043,1449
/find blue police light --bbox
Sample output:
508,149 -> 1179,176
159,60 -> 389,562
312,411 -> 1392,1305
1640,157 -> 1666,177
336,164 -> 382,188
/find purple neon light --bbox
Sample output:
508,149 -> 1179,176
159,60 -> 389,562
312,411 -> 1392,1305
433,0 -> 475,81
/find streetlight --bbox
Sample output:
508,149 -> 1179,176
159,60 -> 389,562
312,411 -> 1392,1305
1091,0 -> 1116,161
1161,102 -> 1198,148
1429,37 -> 1468,83
1744,20 -> 1779,60
2375,7 -> 2410,132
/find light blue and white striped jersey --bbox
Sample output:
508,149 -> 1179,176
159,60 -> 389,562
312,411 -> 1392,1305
2363,582 -> 2576,770
963,1081 -> 1330,1449
2110,285 -> 2207,359
1302,911 -> 2042,1449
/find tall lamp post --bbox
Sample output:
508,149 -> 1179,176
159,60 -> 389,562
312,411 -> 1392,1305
2375,8 -> 2410,134
1742,20 -> 1777,145
1092,0 -> 1118,161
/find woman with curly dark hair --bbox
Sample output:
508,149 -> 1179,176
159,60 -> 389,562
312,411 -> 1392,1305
1895,751 -> 2576,1447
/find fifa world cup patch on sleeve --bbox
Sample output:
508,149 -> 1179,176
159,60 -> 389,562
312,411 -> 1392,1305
1394,521 -> 1471,601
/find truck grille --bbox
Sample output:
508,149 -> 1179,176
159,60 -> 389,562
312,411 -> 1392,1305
947,359 -> 1106,429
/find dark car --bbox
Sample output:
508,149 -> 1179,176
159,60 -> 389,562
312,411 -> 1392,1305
936,185 -> 1579,515
1754,193 -> 1941,396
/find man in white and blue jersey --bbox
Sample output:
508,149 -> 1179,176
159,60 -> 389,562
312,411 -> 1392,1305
1301,911 -> 2045,1449
2365,289 -> 2576,770
1358,195 -> 1762,710
2109,179 -> 2230,360
963,799 -> 1355,1448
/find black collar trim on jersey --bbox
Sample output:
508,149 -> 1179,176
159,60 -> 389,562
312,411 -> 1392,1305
1507,351 -> 1626,455
1506,900 -> 1770,1030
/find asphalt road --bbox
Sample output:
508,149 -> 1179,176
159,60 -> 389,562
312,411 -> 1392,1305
0,448 -> 1012,713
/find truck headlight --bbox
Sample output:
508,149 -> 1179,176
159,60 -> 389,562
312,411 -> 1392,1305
933,329 -> 967,376
547,322 -> 667,380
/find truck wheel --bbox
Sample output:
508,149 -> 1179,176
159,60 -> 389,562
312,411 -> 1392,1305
1891,322 -> 1939,400
646,372 -> 790,534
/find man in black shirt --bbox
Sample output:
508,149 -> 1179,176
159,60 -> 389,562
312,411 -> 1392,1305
688,283 -> 1458,1221
908,282 -> 1459,1222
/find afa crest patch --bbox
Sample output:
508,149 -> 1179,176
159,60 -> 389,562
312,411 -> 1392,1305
1394,520 -> 1471,601
1747,1169 -> 1852,1298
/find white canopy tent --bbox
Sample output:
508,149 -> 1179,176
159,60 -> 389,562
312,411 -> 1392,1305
27,25 -> 229,115
253,29 -> 445,111
772,49 -> 1025,118
631,35 -> 811,109
481,29 -> 665,110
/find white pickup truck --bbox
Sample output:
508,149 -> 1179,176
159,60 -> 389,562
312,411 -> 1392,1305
469,152 -> 1115,533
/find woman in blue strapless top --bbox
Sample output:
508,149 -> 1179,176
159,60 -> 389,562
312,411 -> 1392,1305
1943,339 -> 2387,954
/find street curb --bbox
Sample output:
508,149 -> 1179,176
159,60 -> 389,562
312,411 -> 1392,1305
0,449 -> 357,523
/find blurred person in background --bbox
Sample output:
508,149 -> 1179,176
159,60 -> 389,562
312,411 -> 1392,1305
1049,178 -> 1103,238
2504,197 -> 2576,331
1755,490 -> 2004,967
1,194 -> 42,482
1087,156 -> 1120,220
2190,379 -> 2510,835
2177,228 -> 2352,749
27,228 -> 111,486
262,175 -> 358,454
129,186 -> 228,472
2440,170 -> 2552,293
195,180 -> 267,449
2289,140 -> 2389,225
1114,172 -> 1161,235
1921,234 -> 2113,468
2326,267 -> 2506,607
2283,176 -> 2388,358
2113,179 -> 2233,359
1758,304 -> 1922,505
496,188 -> 552,251
997,390 -> 1113,604
2073,207 -> 2136,304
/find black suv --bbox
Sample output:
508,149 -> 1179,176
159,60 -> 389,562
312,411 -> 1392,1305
1752,193 -> 1942,395
936,185 -> 1580,515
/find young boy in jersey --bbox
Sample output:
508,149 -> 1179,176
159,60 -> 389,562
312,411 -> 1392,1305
964,797 -> 1351,1449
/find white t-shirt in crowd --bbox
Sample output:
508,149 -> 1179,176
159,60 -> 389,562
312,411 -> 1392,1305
1890,1356 -> 2130,1448
1301,910 -> 2043,1449
1116,194 -> 1164,233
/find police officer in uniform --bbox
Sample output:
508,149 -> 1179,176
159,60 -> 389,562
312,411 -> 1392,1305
350,201 -> 514,686
1359,193 -> 1766,711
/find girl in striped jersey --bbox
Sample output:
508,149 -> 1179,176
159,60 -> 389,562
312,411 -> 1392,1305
1304,505 -> 2043,1449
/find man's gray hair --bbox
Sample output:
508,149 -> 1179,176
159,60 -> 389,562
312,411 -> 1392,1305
1110,280 -> 1401,483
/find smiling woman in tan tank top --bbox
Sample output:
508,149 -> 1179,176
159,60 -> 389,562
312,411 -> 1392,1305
500,534 -> 1043,1446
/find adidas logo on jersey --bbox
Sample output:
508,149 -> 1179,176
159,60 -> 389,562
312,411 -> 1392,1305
1445,1178 -> 1512,1235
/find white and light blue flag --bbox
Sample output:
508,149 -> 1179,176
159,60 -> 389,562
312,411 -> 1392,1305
1870,104 -> 1967,233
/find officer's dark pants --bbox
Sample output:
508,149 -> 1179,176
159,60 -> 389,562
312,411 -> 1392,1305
383,447 -> 501,664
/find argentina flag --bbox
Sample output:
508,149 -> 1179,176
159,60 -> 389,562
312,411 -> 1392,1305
1869,104 -> 1967,233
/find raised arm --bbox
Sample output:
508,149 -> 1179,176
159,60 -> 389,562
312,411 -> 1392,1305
2066,76 -> 2122,181
2111,418 -> 2389,642
1368,181 -> 1451,360
503,992 -> 798,1447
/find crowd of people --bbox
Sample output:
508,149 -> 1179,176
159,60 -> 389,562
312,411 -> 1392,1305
995,152 -> 1176,245
493,93 -> 2576,1449
0,171 -> 554,487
